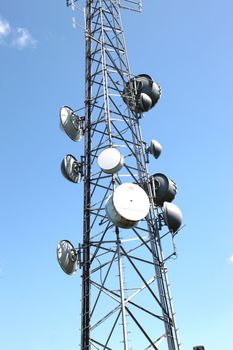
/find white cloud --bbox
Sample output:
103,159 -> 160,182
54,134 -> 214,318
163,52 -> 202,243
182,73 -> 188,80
229,255 -> 233,263
12,27 -> 37,49
0,15 -> 37,49
0,18 -> 11,40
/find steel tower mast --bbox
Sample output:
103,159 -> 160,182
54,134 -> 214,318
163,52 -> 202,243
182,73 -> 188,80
58,1 -> 183,350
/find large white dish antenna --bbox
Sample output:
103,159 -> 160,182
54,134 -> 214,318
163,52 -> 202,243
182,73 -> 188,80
61,154 -> 82,183
60,106 -> 83,141
105,183 -> 150,229
97,148 -> 124,174
57,240 -> 78,275
163,202 -> 183,233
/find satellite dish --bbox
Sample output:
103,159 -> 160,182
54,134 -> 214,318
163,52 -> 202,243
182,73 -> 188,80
97,148 -> 124,174
60,106 -> 83,141
150,173 -> 177,206
136,74 -> 161,109
163,202 -> 183,233
148,139 -> 162,159
138,93 -> 152,112
123,74 -> 161,113
105,183 -> 150,229
61,154 -> 82,183
57,240 -> 78,275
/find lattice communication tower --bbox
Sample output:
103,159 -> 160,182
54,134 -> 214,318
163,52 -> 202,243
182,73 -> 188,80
57,1 -> 184,350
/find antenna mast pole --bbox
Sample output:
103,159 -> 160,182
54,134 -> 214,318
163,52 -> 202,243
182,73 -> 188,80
60,1 -> 183,349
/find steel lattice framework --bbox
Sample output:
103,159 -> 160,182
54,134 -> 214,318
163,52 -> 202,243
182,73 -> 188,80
63,1 -> 182,349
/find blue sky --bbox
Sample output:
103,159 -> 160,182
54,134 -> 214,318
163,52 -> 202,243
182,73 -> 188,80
1,0 -> 233,349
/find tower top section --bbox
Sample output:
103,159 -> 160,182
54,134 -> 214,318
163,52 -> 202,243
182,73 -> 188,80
66,0 -> 142,13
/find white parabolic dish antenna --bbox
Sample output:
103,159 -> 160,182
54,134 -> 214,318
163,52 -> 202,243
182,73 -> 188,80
163,202 -> 183,233
149,139 -> 162,159
61,154 -> 82,184
57,240 -> 78,275
97,148 -> 124,174
60,105 -> 82,142
105,183 -> 150,228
